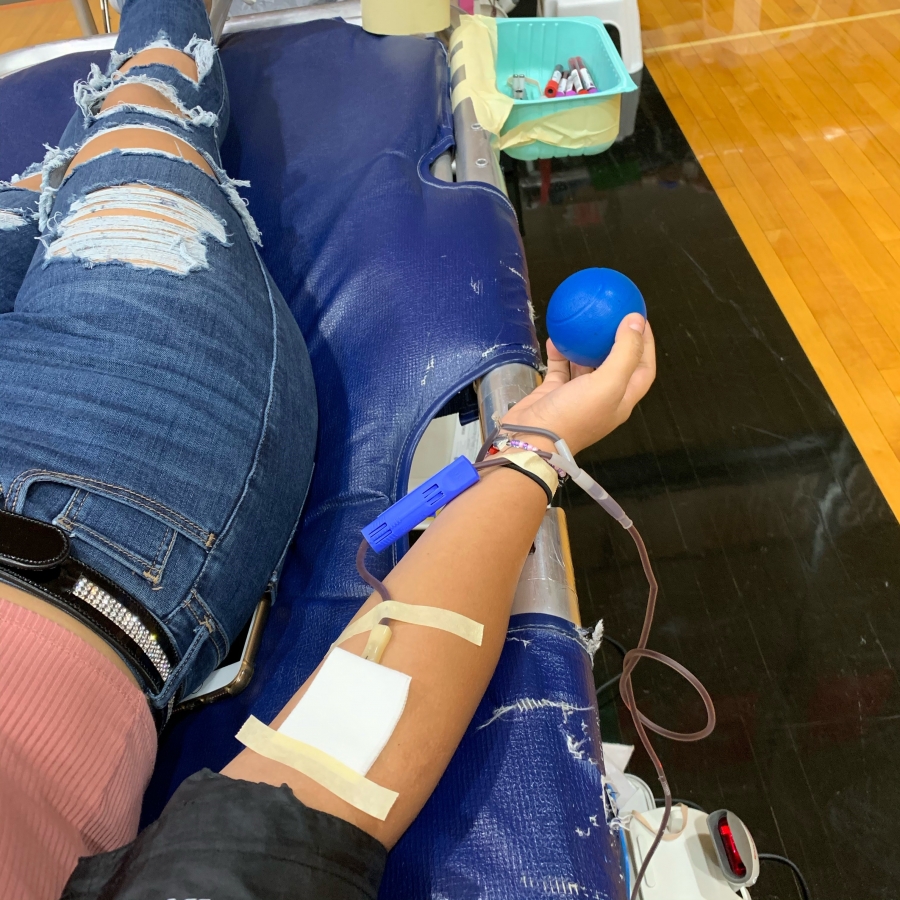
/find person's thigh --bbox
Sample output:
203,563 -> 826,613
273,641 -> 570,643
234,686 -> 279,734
0,181 -> 40,314
0,14 -> 317,708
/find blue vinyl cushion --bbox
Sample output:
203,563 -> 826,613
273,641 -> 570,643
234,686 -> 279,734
383,614 -> 628,900
0,19 -> 625,899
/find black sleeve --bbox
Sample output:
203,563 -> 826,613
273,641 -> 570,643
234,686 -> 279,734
61,770 -> 387,900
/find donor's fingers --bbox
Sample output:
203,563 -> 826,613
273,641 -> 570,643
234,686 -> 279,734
544,339 -> 573,386
621,320 -> 656,412
593,314 -> 647,394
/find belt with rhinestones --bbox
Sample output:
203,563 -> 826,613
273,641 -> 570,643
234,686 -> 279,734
0,508 -> 179,729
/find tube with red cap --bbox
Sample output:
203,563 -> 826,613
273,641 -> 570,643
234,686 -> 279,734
571,55 -> 598,94
568,65 -> 587,95
543,64 -> 564,98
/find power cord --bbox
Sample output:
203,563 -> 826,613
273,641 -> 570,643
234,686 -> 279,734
595,635 -> 625,700
757,853 -> 812,900
600,634 -> 628,659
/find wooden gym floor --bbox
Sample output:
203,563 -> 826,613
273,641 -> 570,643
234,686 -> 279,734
2,0 -> 900,519
641,0 -> 900,520
0,0 -> 117,55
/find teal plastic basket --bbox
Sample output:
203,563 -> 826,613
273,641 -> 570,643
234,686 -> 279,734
495,17 -> 636,160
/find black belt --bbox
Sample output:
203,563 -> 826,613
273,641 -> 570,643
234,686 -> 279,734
0,508 -> 179,731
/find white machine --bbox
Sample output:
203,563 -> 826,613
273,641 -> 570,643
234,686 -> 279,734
620,775 -> 760,900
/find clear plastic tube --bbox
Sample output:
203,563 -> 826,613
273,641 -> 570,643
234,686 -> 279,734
491,423 -> 717,900
619,523 -> 715,900
356,539 -> 392,605
368,422 -> 716,900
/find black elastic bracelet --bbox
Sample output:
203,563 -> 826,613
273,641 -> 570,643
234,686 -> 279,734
497,459 -> 554,504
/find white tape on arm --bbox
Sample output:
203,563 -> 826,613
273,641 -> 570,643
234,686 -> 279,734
334,600 -> 484,648
236,716 -> 399,821
235,649 -> 411,821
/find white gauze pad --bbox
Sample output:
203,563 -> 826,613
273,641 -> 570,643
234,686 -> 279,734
278,647 -> 411,775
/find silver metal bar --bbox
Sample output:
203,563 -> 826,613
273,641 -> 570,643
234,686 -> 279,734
209,0 -> 232,42
477,363 -> 539,433
475,366 -> 581,625
0,35 -> 115,79
455,90 -> 579,624
69,0 -> 99,36
512,507 -> 580,625
430,150 -> 453,183
99,0 -> 111,33
452,96 -> 506,195
224,1 -> 361,34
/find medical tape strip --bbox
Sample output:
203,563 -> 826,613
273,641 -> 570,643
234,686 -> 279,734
236,716 -> 399,820
333,600 -> 484,648
497,449 -> 559,499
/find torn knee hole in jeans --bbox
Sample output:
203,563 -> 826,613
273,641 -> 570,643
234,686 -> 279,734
109,34 -> 217,84
38,125 -> 261,245
75,67 -> 218,130
0,208 -> 33,231
44,185 -> 228,275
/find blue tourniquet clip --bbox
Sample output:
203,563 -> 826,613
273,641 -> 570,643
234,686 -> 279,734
362,457 -> 480,552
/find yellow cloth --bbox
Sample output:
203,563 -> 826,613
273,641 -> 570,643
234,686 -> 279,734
449,16 -> 514,137
496,96 -> 621,152
363,0 -> 450,35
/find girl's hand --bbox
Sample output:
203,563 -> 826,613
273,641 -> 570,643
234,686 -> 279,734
501,313 -> 655,455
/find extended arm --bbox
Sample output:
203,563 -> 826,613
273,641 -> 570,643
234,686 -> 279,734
62,317 -> 654,900
223,314 -> 655,848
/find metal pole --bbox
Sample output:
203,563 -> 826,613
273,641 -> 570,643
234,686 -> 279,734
451,96 -> 507,195
222,2 -> 363,34
512,507 -> 580,624
475,367 -> 581,624
209,0 -> 232,42
477,363 -> 539,432
70,0 -> 99,36
431,150 -> 453,183
99,0 -> 111,33
454,90 -> 581,626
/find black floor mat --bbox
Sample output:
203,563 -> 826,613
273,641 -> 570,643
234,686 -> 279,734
506,70 -> 900,900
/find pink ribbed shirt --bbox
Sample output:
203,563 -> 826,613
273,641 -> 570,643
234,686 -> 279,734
0,596 -> 156,900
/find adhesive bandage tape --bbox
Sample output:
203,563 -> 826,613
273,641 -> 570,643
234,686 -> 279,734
334,600 -> 484,648
236,716 -> 399,820
500,449 -> 559,498
277,647 -> 410,775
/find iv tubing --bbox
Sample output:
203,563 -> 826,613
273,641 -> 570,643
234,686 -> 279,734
493,423 -> 716,900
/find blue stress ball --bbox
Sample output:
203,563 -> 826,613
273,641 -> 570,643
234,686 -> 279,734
546,268 -> 647,367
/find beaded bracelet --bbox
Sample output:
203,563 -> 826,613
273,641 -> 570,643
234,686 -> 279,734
491,437 -> 568,479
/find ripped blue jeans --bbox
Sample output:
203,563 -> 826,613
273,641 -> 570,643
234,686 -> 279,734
0,0 -> 317,708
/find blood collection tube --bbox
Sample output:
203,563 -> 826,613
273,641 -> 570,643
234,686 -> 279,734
569,66 -> 586,94
543,64 -> 564,98
574,56 -> 598,93
511,73 -> 526,100
561,70 -> 576,96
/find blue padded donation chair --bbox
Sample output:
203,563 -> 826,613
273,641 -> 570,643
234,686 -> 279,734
0,8 -> 628,898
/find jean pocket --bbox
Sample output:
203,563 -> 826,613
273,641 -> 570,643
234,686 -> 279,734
58,487 -> 178,585
9,470 -> 212,591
